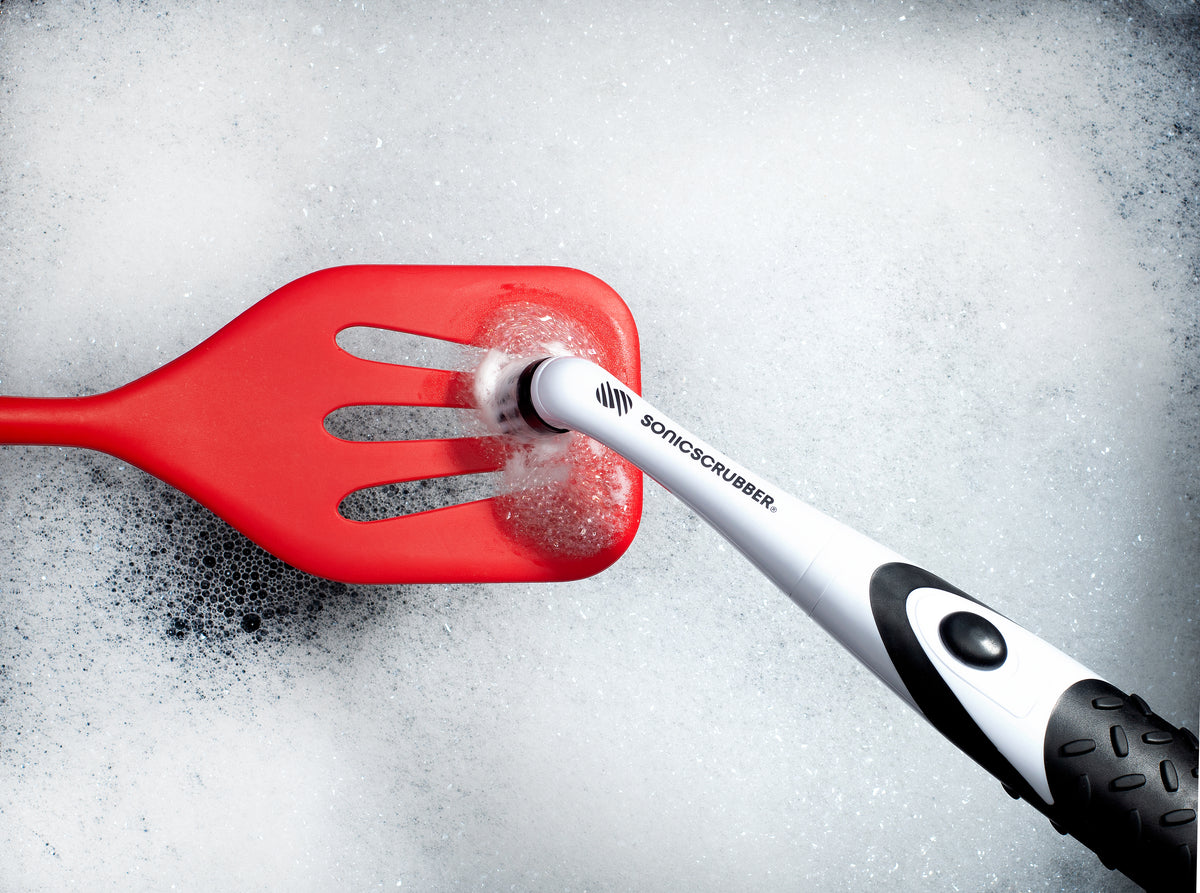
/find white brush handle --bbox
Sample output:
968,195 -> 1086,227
528,356 -> 1197,892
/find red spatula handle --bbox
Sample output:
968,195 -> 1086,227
0,394 -> 123,452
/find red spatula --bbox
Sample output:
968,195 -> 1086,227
0,265 -> 643,583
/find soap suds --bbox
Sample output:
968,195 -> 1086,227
471,303 -> 638,558
0,3 -> 1195,892
94,458 -> 369,649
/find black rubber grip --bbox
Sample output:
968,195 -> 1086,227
870,564 -> 1198,890
1043,679 -> 1197,892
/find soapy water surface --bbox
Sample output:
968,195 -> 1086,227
1,2 -> 1197,891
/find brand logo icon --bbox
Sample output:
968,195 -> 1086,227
595,381 -> 633,417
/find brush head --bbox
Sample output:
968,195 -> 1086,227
474,354 -> 565,439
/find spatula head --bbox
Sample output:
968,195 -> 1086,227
91,266 -> 642,584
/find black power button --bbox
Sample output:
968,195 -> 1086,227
939,611 -> 1008,669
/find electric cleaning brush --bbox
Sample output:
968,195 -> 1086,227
486,352 -> 1198,893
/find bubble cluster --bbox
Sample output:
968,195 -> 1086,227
91,460 -> 388,650
471,303 -> 640,559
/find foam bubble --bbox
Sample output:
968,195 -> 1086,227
471,304 -> 638,559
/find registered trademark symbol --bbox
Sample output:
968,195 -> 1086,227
770,505 -> 777,513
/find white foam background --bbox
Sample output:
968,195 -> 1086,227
1,2 -> 1197,890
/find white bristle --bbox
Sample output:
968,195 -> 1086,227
472,349 -> 533,437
